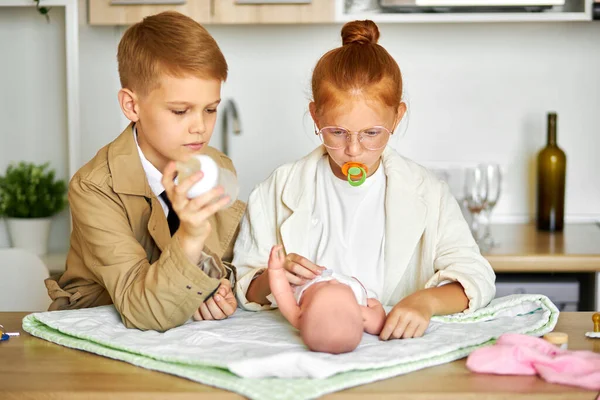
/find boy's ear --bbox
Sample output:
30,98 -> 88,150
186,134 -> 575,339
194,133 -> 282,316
393,102 -> 407,132
118,88 -> 140,123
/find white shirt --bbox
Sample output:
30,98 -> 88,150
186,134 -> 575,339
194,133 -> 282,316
133,126 -> 169,217
309,156 -> 386,300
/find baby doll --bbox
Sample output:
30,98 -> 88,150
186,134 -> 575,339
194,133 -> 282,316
267,245 -> 386,354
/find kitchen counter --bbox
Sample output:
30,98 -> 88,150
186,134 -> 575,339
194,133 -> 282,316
483,223 -> 600,273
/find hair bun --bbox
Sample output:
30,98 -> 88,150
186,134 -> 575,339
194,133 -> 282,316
341,20 -> 380,46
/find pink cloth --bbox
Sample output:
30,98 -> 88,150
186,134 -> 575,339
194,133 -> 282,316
466,333 -> 600,390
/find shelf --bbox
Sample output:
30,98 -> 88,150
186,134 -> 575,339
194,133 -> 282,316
338,11 -> 590,23
338,0 -> 593,23
86,0 -> 593,24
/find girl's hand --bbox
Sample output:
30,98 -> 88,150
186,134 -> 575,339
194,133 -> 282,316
380,290 -> 433,340
282,253 -> 326,286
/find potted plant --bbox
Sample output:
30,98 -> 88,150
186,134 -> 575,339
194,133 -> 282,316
0,162 -> 67,255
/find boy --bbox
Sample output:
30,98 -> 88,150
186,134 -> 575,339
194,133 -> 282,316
45,11 -> 245,331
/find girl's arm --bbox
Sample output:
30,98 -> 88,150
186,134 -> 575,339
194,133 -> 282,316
233,166 -> 324,310
246,269 -> 272,305
232,180 -> 279,310
425,281 -> 469,315
425,181 -> 496,312
380,282 -> 468,340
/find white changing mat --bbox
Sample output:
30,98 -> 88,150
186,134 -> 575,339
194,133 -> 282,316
23,294 -> 558,383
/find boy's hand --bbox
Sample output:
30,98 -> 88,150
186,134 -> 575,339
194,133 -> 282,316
380,290 -> 433,340
193,279 -> 237,321
161,161 -> 230,263
282,253 -> 326,286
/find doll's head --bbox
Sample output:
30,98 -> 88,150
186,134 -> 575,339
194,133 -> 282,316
298,280 -> 364,354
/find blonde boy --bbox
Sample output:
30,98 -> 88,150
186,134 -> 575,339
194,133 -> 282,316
45,11 -> 245,331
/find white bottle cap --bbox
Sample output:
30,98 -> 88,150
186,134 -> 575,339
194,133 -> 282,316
175,155 -> 238,206
185,155 -> 219,198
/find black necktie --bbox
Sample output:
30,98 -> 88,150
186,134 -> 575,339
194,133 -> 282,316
159,191 -> 180,236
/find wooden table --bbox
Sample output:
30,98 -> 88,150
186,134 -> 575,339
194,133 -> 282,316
1,312 -> 598,399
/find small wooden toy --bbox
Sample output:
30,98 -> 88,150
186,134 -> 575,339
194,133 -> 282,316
584,313 -> 600,339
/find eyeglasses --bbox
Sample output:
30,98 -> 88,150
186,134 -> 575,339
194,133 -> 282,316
315,126 -> 392,151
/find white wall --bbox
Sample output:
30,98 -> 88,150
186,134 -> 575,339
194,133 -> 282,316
0,7 -> 69,252
1,5 -> 599,253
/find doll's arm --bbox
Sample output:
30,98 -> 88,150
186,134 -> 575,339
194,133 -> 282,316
361,298 -> 387,335
268,245 -> 301,329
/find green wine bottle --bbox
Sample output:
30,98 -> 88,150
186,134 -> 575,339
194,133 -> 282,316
536,112 -> 567,232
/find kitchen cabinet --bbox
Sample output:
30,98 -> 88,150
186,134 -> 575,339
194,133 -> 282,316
88,0 -> 593,25
89,0 -> 211,25
210,0 -> 334,24
88,0 -> 334,25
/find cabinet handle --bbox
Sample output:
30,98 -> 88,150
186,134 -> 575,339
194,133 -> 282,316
110,0 -> 186,5
235,0 -> 311,3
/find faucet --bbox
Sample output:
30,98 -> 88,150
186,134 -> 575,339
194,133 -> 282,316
221,99 -> 241,157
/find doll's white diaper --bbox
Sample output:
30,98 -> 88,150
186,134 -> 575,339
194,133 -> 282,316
293,269 -> 368,306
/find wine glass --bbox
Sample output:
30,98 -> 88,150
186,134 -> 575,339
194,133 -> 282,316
463,166 -> 488,245
479,163 -> 502,248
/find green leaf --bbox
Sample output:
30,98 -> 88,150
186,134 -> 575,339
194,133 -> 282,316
0,162 -> 67,218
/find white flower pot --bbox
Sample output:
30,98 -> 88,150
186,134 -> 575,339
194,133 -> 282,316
6,217 -> 52,256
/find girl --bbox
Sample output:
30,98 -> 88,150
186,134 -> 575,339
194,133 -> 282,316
233,20 -> 495,340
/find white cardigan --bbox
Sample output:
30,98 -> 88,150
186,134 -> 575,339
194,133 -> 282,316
233,146 -> 496,312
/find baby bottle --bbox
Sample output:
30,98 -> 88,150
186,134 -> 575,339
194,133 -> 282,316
176,155 -> 239,207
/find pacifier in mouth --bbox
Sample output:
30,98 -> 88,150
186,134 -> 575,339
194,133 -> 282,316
341,162 -> 368,187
